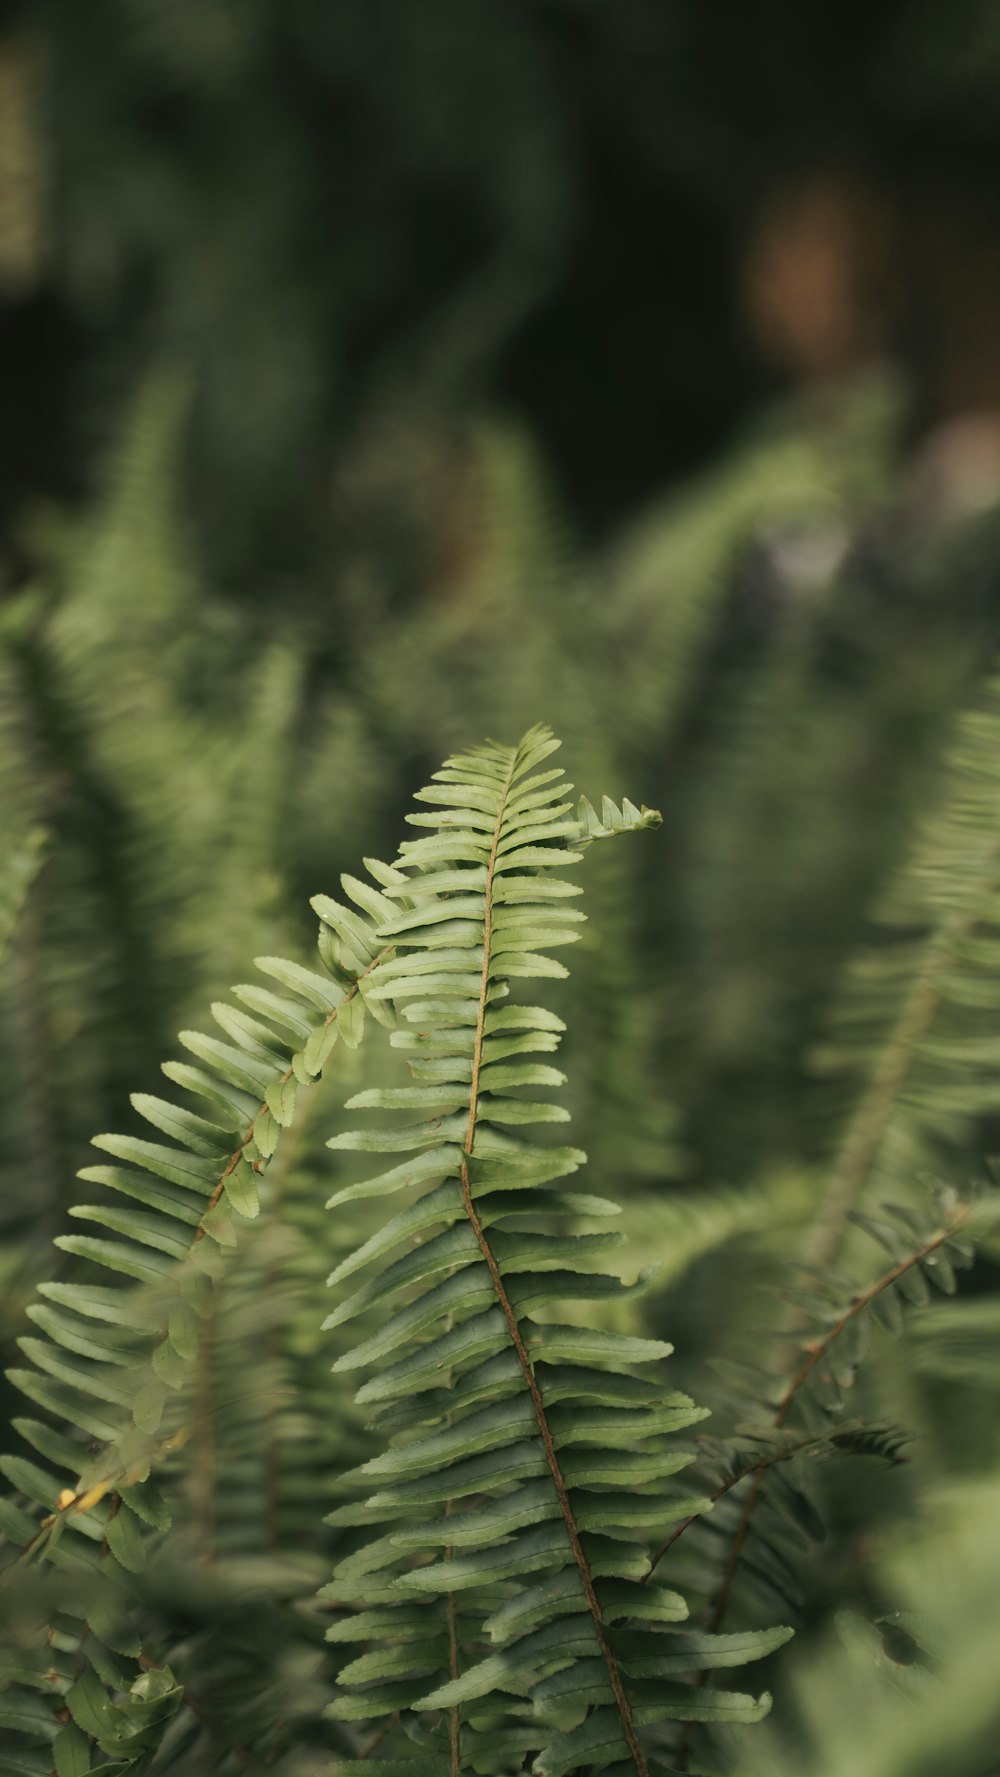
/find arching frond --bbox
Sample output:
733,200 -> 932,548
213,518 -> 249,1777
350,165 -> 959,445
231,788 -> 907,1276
0,876 -> 395,1771
318,726 -> 783,1775
660,1180 -> 993,1771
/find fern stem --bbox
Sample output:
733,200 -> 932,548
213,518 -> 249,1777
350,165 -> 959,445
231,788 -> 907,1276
447,1591 -> 461,1776
702,1473 -> 762,1640
644,1434 -> 828,1581
458,750 -> 650,1777
359,1715 -> 399,1757
444,1312 -> 461,1777
778,1215 -> 964,1428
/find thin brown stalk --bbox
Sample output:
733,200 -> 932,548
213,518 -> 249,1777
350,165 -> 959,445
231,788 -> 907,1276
359,1714 -> 399,1756
447,1586 -> 461,1775
643,1435 -> 827,1583
443,1312 -> 461,1775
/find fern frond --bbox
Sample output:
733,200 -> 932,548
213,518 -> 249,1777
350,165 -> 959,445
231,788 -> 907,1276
811,665 -> 1000,1266
319,726 -> 782,1775
0,876 -> 396,1771
660,1178 -> 986,1770
573,796 -> 663,848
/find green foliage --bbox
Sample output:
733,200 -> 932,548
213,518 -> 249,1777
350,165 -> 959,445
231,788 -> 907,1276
318,729 -> 771,1774
0,826 -> 47,968
4,382 -> 1000,1776
649,653 -> 1000,1769
742,1474 -> 1000,1777
5,703 -> 1000,1776
1,724 -> 762,1776
0,841 -> 397,1772
661,1184 -> 985,1653
814,662 -> 1000,1240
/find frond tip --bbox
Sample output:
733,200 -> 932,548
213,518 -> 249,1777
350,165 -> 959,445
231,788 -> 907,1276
574,794 -> 663,847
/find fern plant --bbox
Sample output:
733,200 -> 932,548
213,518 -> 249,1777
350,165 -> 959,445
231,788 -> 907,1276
0,781 -> 401,1771
0,724 -> 790,1777
709,656 -> 1000,1633
640,659 -> 1000,1770
656,1184 -> 980,1632
6,718 -> 999,1777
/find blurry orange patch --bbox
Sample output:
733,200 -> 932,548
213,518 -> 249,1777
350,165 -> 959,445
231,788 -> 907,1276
0,34 -> 45,293
743,178 -> 893,384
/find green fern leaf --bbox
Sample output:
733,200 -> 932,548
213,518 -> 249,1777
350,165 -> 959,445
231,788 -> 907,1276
318,726 -> 778,1775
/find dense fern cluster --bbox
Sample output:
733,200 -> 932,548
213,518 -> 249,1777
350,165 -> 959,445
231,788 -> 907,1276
0,870 -> 390,1771
2,702 -> 1000,1776
0,725 -> 752,1776
0,724 -> 807,1776
659,1184 -> 980,1676
813,664 -> 1000,1245
650,663 -> 1000,1760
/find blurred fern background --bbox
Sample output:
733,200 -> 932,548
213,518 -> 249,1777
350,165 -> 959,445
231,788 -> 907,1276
4,4 -> 1000,1774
